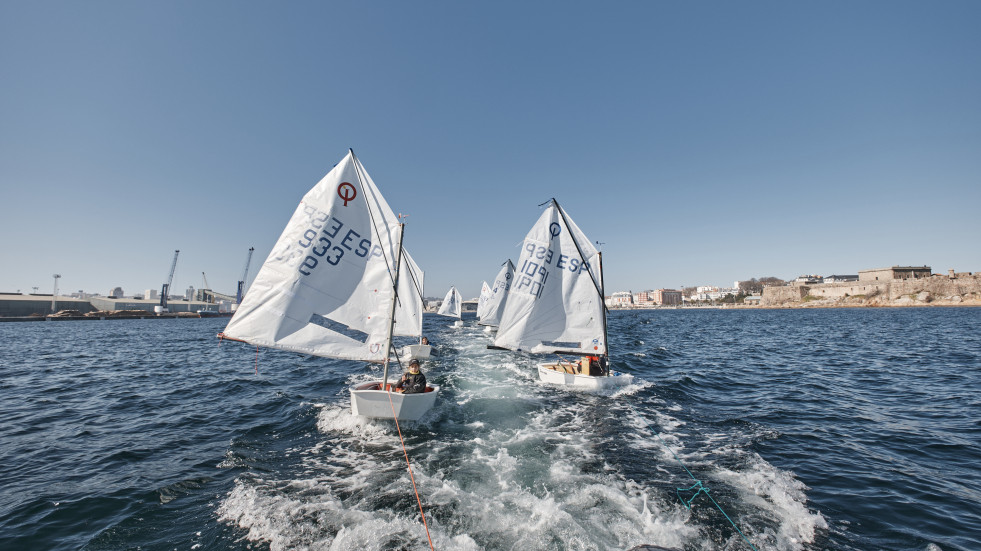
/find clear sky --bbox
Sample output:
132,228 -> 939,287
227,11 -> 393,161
2,1 -> 979,300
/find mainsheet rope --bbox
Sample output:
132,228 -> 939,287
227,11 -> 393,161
388,391 -> 435,550
629,403 -> 759,551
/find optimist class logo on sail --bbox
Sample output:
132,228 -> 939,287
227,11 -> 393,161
337,182 -> 357,206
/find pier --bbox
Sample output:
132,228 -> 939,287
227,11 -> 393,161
0,293 -> 231,321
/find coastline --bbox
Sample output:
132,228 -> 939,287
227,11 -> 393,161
611,298 -> 981,311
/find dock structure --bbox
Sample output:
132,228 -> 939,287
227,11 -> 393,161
0,293 -> 230,321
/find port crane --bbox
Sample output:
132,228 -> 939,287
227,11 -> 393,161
158,250 -> 180,313
236,247 -> 254,304
201,272 -> 212,303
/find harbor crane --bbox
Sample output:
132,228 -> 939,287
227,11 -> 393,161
236,247 -> 254,304
52,274 -> 61,314
201,272 -> 212,303
157,250 -> 180,314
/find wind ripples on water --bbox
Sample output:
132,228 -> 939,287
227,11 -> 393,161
0,308 -> 979,550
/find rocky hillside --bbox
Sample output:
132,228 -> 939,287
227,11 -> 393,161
760,273 -> 981,308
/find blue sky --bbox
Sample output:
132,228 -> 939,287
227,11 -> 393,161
2,1 -> 979,299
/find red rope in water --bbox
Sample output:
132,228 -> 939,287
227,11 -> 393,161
388,391 -> 435,550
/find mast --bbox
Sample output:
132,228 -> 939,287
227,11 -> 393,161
380,222 -> 406,390
552,199 -> 605,303
551,198 -> 608,364
597,250 -> 611,375
415,266 -> 425,345
348,147 -> 406,383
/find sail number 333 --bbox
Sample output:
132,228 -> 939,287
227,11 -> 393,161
281,205 -> 380,276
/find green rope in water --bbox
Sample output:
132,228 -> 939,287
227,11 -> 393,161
630,404 -> 760,551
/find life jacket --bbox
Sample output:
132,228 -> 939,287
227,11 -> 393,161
584,355 -> 603,376
399,372 -> 427,394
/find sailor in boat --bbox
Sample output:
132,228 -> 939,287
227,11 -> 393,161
578,355 -> 606,376
395,359 -> 427,394
421,336 -> 429,345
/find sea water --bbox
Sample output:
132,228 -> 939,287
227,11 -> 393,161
0,308 -> 978,550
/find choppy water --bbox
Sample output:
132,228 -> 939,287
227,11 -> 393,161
0,307 -> 978,550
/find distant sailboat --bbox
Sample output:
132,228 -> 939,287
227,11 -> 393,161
218,149 -> 438,420
476,281 -> 492,322
492,199 -> 632,389
437,286 -> 464,327
400,257 -> 432,361
477,260 -> 514,333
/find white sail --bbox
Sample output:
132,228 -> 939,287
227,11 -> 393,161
477,260 -> 514,327
475,281 -> 492,320
437,286 -> 462,318
493,200 -> 606,355
394,250 -> 424,337
221,150 -> 407,362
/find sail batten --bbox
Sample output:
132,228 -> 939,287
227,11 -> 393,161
493,200 -> 606,356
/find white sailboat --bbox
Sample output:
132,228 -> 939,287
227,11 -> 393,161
476,281 -> 492,321
492,199 -> 632,389
477,260 -> 514,333
218,149 -> 438,420
399,256 -> 432,361
437,286 -> 464,327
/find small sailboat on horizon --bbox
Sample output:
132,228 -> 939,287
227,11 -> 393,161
437,285 -> 464,327
400,260 -> 432,361
491,198 -> 632,389
218,149 -> 438,421
476,260 -> 514,334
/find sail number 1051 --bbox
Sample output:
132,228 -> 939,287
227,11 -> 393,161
515,242 -> 590,298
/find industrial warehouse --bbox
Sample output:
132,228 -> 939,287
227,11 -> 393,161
0,249 -> 254,320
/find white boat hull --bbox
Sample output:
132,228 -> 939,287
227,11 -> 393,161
453,320 -> 464,327
350,381 -> 440,421
537,363 -> 633,389
402,344 -> 432,360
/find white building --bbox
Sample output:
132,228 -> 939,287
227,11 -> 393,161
609,291 -> 633,308
692,286 -> 739,301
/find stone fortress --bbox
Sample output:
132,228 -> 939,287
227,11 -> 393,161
761,266 -> 981,307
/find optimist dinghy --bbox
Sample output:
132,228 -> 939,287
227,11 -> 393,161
437,286 -> 464,327
476,260 -> 514,334
492,199 -> 633,389
218,149 -> 439,419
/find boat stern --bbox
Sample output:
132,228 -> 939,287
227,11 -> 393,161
537,363 -> 633,389
350,381 -> 440,421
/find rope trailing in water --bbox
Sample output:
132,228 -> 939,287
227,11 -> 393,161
677,480 -> 710,509
388,391 -> 435,550
631,404 -> 759,551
